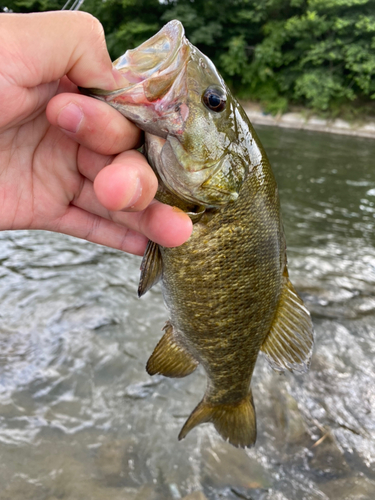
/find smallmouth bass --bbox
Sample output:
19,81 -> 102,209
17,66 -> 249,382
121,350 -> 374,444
81,20 -> 314,448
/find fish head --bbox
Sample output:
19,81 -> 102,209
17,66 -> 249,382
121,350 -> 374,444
81,20 -> 253,208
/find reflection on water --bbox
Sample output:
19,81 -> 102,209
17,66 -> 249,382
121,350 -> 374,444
0,126 -> 374,500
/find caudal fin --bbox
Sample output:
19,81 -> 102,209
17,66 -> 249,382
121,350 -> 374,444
178,391 -> 257,448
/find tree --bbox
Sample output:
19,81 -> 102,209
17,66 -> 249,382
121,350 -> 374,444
3,0 -> 375,114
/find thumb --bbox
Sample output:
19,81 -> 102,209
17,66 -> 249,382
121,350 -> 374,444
0,11 -> 123,90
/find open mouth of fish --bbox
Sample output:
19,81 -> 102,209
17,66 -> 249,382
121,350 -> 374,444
82,20 -> 188,107
80,20 -> 241,207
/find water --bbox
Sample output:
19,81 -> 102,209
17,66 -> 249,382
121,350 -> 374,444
0,126 -> 374,500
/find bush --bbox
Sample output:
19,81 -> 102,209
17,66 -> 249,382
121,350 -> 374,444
3,0 -> 375,115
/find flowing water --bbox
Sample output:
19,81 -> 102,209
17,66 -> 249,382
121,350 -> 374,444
0,126 -> 374,500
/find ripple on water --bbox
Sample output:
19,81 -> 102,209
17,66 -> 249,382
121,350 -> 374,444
1,127 -> 375,499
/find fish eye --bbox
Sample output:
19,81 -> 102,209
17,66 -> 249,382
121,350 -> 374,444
202,86 -> 226,112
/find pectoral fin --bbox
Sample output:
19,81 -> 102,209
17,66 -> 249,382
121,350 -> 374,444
261,278 -> 314,373
138,240 -> 162,298
147,321 -> 199,378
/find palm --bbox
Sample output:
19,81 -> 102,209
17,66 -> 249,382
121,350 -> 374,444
0,77 -> 146,253
0,72 -> 100,238
1,108 -> 81,232
0,11 -> 192,254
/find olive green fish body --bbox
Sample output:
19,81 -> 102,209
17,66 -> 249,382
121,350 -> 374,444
152,135 -> 288,446
81,20 -> 314,448
161,157 -> 282,403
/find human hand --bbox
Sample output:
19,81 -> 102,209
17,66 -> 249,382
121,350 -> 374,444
0,11 -> 192,255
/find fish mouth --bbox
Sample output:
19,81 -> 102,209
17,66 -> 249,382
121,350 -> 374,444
79,20 -> 192,143
80,21 -> 242,208
80,20 -> 189,105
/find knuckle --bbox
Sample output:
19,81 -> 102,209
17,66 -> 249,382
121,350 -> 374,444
75,11 -> 106,45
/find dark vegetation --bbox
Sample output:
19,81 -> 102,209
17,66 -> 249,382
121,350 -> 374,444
3,0 -> 375,116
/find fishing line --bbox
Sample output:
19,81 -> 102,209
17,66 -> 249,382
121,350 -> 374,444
61,0 -> 85,11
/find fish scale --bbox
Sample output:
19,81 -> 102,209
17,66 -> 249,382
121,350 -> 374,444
81,20 -> 314,448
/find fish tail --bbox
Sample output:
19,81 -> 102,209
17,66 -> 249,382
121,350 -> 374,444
178,390 -> 257,448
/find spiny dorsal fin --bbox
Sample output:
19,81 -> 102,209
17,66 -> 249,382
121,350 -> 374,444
146,321 -> 199,378
261,278 -> 314,373
178,391 -> 257,448
138,240 -> 162,298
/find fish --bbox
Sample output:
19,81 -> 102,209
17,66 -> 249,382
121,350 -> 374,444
80,20 -> 314,448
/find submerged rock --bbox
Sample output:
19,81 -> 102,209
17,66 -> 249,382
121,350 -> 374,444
268,382 -> 312,449
319,474 -> 375,499
182,492 -> 208,500
134,485 -> 162,500
2,482 -> 47,500
95,437 -> 147,488
201,438 -> 270,490
309,430 -> 350,479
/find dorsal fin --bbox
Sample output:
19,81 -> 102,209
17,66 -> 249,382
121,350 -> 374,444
138,240 -> 162,298
261,278 -> 314,373
147,321 -> 199,378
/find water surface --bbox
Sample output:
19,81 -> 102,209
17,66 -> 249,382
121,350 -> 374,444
0,126 -> 374,500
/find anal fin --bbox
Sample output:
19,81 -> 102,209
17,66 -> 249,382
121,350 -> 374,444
178,390 -> 257,448
146,321 -> 199,378
138,240 -> 162,298
261,278 -> 314,373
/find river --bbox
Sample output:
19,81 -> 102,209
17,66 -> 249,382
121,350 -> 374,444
0,125 -> 374,500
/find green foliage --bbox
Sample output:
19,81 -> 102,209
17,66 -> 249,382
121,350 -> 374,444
82,0 -> 165,60
251,0 -> 375,112
1,0 -> 65,11
2,0 -> 375,115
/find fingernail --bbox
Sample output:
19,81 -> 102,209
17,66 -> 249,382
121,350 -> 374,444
172,206 -> 192,220
126,178 -> 142,208
57,103 -> 83,133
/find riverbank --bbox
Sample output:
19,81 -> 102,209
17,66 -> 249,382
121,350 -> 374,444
242,102 -> 375,139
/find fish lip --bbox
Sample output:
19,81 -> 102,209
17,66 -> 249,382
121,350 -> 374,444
79,20 -> 188,103
113,20 -> 185,77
